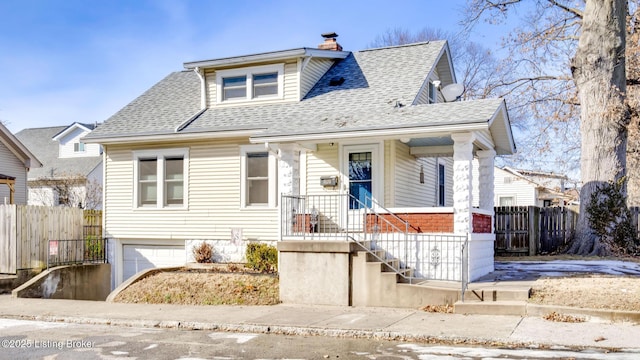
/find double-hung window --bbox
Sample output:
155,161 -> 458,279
134,149 -> 188,209
222,76 -> 247,100
217,64 -> 284,103
240,145 -> 277,208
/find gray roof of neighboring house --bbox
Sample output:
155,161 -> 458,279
84,41 -> 515,154
0,122 -> 42,169
15,126 -> 101,180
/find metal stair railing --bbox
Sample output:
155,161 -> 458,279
281,194 -> 468,288
347,194 -> 414,282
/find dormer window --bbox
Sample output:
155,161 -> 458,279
74,142 -> 86,153
428,82 -> 437,104
223,76 -> 247,100
253,73 -> 278,98
216,64 -> 284,104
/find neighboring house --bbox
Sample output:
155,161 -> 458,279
15,123 -> 103,209
0,122 -> 42,204
491,167 -> 577,207
84,34 -> 515,297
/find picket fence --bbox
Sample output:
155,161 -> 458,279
0,205 -> 101,273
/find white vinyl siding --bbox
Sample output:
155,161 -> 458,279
57,127 -> 101,158
0,141 -> 27,204
305,143 -> 340,196
205,69 -> 216,107
472,164 -> 538,207
283,60 -> 298,100
390,141 -> 438,207
104,140 -> 279,243
416,72 -> 445,105
300,58 -> 334,99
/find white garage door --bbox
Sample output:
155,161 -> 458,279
123,245 -> 185,280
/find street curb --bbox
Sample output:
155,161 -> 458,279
526,304 -> 640,324
1,313 -> 623,352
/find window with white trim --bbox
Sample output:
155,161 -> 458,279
240,145 -> 277,207
499,196 -> 515,206
74,142 -> 86,152
216,64 -> 284,103
437,161 -> 446,206
428,81 -> 437,104
134,149 -> 188,208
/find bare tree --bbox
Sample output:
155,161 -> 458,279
465,0 -> 636,255
30,173 -> 102,210
625,6 -> 640,204
370,25 -> 581,174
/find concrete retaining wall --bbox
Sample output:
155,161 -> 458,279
12,264 -> 111,301
278,241 -> 358,306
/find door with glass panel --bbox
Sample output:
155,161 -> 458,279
343,145 -> 379,232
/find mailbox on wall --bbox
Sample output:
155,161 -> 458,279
320,175 -> 338,187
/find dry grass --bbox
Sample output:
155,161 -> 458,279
542,311 -> 586,323
529,275 -> 640,312
113,265 -> 279,306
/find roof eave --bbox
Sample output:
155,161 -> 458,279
489,100 -> 517,155
83,129 -> 261,145
52,122 -> 93,141
183,48 -> 350,69
250,122 -> 489,144
0,123 -> 43,168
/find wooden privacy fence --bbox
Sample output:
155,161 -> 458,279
494,206 -> 578,256
0,205 -> 102,274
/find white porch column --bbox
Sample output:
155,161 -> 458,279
452,133 -> 475,235
277,144 -> 300,196
476,149 -> 496,211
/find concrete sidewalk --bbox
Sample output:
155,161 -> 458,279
1,295 -> 639,351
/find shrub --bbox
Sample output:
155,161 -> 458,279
586,177 -> 638,254
192,241 -> 214,263
84,235 -> 104,260
245,243 -> 278,273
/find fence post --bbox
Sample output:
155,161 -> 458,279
528,206 -> 539,256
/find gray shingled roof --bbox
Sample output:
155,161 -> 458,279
15,126 -> 102,180
85,41 -> 513,151
86,71 -> 201,139
85,42 -> 443,138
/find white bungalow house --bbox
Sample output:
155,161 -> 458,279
0,122 -> 42,205
15,123 -> 103,209
84,34 -> 515,305
489,167 -> 577,207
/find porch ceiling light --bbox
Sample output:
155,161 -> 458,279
400,137 -> 411,144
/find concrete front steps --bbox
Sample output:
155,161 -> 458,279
352,250 -> 533,313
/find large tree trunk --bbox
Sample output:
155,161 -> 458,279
568,0 -> 628,255
625,8 -> 640,206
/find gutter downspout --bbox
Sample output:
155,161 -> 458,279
194,67 -> 207,110
175,67 -> 208,133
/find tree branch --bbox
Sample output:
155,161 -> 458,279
547,0 -> 584,18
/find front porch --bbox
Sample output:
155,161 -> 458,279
274,131 -> 508,307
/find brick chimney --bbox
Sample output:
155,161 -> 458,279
318,32 -> 343,51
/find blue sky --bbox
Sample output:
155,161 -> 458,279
0,0 -> 506,134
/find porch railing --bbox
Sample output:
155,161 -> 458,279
281,194 -> 467,282
47,238 -> 108,269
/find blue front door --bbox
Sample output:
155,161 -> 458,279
348,152 -> 372,209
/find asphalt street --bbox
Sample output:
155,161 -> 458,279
1,318 -> 638,360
